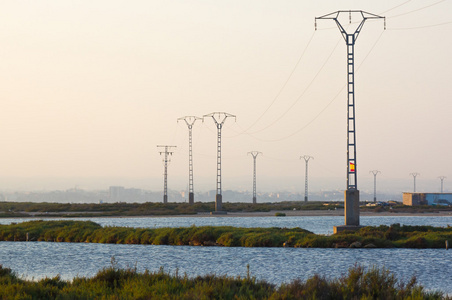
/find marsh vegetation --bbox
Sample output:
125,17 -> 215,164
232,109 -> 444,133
0,263 -> 446,299
1,220 -> 451,248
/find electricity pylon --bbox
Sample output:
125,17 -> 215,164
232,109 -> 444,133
178,116 -> 202,205
438,176 -> 446,193
203,112 -> 236,212
157,145 -> 176,203
410,172 -> 420,193
316,11 -> 385,229
300,155 -> 313,202
248,151 -> 262,204
369,170 -> 381,203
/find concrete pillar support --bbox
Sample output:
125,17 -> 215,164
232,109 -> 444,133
345,189 -> 360,226
215,194 -> 222,212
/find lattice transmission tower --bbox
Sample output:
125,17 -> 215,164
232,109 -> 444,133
300,155 -> 313,202
157,145 -> 176,203
203,112 -> 236,212
248,151 -> 262,204
370,170 -> 380,203
410,172 -> 420,193
178,116 -> 202,204
316,10 -> 385,229
439,176 -> 447,193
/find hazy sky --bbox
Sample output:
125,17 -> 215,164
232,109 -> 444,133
0,0 -> 451,194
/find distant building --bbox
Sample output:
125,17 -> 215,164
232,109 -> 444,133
108,186 -> 146,202
403,193 -> 452,206
109,186 -> 125,200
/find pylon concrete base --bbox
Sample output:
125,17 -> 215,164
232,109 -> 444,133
189,192 -> 194,205
215,194 -> 222,212
344,189 -> 360,226
333,189 -> 361,234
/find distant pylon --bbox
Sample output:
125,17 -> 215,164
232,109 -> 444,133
438,176 -> 446,193
248,151 -> 262,204
369,170 -> 380,202
157,145 -> 176,203
300,155 -> 313,202
203,112 -> 236,212
178,116 -> 202,205
410,172 -> 420,193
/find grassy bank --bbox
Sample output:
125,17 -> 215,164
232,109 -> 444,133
1,220 -> 451,248
0,263 -> 446,299
2,200 -> 451,218
0,201 -> 337,218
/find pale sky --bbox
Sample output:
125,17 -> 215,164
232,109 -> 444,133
0,0 -> 451,194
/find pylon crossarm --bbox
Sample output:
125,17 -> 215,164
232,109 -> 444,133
353,19 -> 367,41
360,11 -> 385,19
315,11 -> 340,20
178,116 -> 202,127
203,112 -> 236,126
333,19 -> 348,42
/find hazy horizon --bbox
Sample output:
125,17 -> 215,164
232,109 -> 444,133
0,1 -> 450,195
0,175 -> 446,196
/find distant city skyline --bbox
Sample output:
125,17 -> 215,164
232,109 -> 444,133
0,1 -> 450,195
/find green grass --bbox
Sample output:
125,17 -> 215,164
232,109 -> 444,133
1,220 -> 452,248
0,263 -> 446,299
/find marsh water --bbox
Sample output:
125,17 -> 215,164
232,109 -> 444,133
1,215 -> 451,293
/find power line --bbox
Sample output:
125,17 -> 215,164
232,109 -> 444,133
240,31 -> 317,133
387,0 -> 447,19
380,0 -> 413,14
232,29 -> 385,143
388,20 -> 452,30
247,36 -> 343,135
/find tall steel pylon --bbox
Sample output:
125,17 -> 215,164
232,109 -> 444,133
438,176 -> 446,193
300,155 -> 313,202
369,170 -> 380,202
316,11 -> 385,229
203,112 -> 236,211
316,11 -> 385,191
248,151 -> 262,204
178,116 -> 202,205
157,145 -> 176,203
410,172 -> 420,193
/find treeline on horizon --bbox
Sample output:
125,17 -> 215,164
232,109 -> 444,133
0,201 -> 336,217
1,200 -> 450,218
0,263 -> 446,299
1,220 -> 451,249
